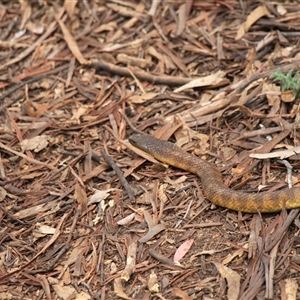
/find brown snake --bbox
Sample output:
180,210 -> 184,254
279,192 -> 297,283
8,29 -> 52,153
129,134 -> 300,213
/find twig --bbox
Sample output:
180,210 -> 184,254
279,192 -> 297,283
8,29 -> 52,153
0,211 -> 69,282
73,77 -> 95,101
278,160 -> 293,189
0,9 -> 64,71
148,249 -> 174,266
91,59 -> 192,86
265,209 -> 300,252
265,240 -> 280,299
0,141 -> 57,171
121,110 -> 144,135
101,150 -> 135,200
0,64 -> 69,111
121,240 -> 137,282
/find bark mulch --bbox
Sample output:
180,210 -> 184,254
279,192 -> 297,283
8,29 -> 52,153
1,1 -> 300,299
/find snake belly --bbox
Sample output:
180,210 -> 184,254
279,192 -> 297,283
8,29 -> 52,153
129,134 -> 300,213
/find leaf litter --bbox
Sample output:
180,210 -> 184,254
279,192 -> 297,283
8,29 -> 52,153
0,1 -> 300,299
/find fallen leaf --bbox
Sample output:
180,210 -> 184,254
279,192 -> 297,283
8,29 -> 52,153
214,262 -> 241,300
20,135 -> 49,152
222,247 -> 247,265
235,6 -> 271,40
172,288 -> 193,300
173,239 -> 194,263
0,187 -> 7,202
174,70 -> 225,93
279,278 -> 298,300
55,16 -> 88,65
249,146 -> 300,160
64,0 -> 78,19
262,82 -> 281,106
114,277 -> 132,300
25,20 -> 44,34
52,283 -> 90,300
35,224 -> 56,235
74,183 -> 87,208
276,4 -> 287,16
281,90 -> 295,102
130,92 -> 158,104
139,224 -> 166,243
148,272 -> 159,293
33,224 -> 56,241
0,292 -> 13,300
117,53 -> 153,68
117,213 -> 136,225
52,283 -> 76,299
88,188 -> 116,205
94,22 -> 117,34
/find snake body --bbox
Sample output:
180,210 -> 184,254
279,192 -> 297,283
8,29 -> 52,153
129,134 -> 300,213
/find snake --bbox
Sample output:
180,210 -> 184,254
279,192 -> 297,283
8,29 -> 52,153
129,134 -> 300,213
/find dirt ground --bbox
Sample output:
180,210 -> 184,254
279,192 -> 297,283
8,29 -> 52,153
1,1 -> 300,299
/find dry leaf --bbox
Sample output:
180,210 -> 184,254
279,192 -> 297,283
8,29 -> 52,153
33,224 -> 56,241
117,53 -> 153,68
35,224 -> 56,235
281,90 -> 295,103
172,288 -> 193,300
52,283 -> 90,300
173,239 -> 194,263
276,4 -> 287,16
214,262 -> 241,300
148,272 -> 159,293
54,82 -> 65,99
74,183 -> 87,208
0,292 -> 13,299
94,21 -> 117,33
114,278 -> 132,300
14,201 -> 60,219
25,20 -> 44,34
64,0 -> 78,19
262,82 -> 281,106
20,135 -> 49,152
71,106 -> 89,123
106,3 -> 144,18
235,6 -> 271,40
55,16 -> 88,65
19,0 -> 31,30
130,92 -> 158,104
89,189 -> 116,225
24,100 -> 48,117
174,70 -> 225,93
88,189 -> 116,205
249,146 -> 300,160
139,224 -> 166,243
52,284 -> 76,300
0,187 -> 7,202
222,247 -> 246,265
117,213 -> 136,225
279,278 -> 298,300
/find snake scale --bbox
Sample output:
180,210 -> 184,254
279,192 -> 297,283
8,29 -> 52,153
129,134 -> 300,213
